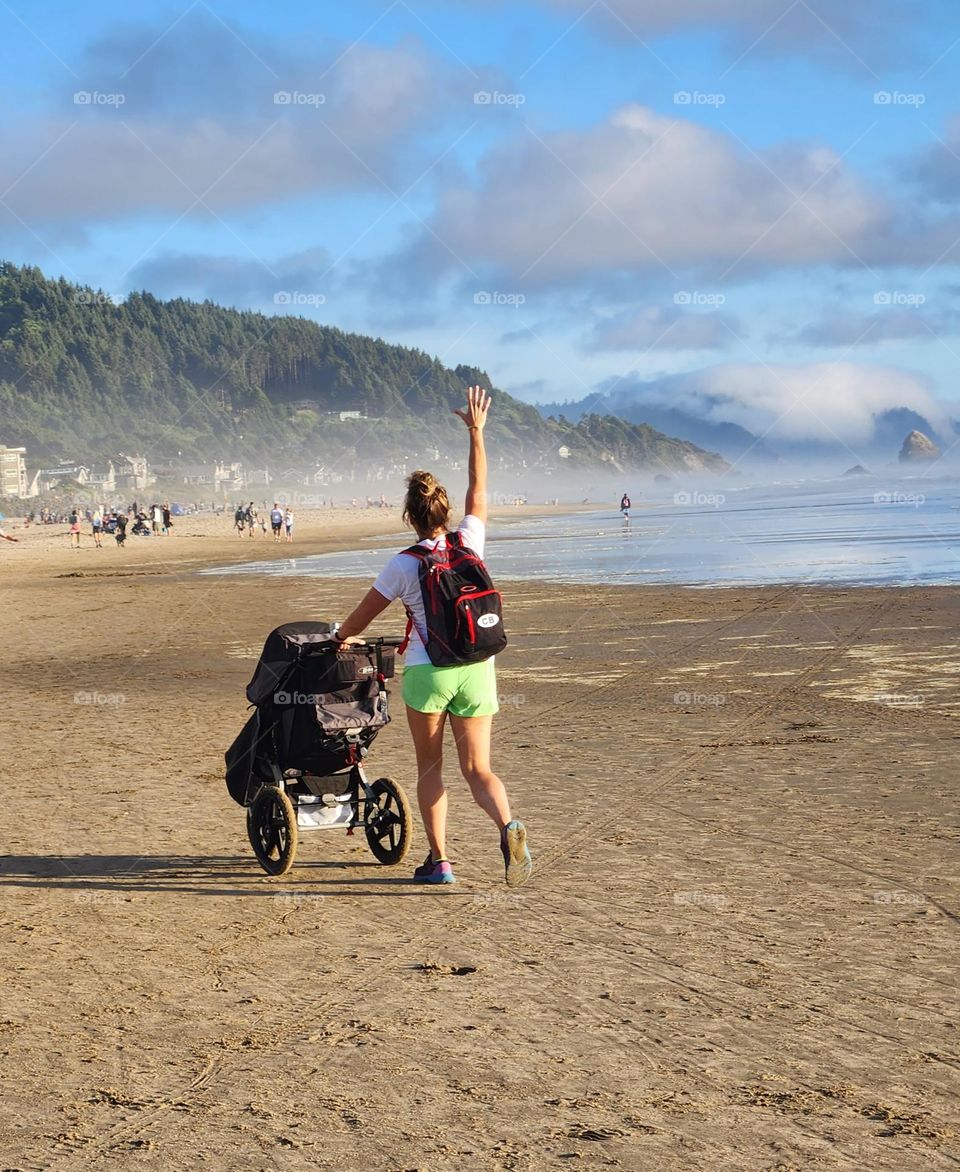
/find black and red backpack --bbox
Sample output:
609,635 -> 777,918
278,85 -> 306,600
398,530 -> 507,666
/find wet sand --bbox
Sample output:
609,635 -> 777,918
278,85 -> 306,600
0,509 -> 957,1170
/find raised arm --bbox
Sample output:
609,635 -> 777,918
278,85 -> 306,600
454,384 -> 490,524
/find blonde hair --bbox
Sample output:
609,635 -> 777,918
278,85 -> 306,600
403,470 -> 450,537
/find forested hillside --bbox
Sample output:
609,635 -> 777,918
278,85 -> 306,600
0,263 -> 729,476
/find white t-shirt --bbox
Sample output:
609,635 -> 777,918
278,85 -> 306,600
373,515 -> 485,667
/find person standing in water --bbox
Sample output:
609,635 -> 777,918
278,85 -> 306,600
620,492 -> 631,518
333,386 -> 532,888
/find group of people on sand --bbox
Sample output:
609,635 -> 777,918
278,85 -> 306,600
234,501 -> 294,541
66,502 -> 174,548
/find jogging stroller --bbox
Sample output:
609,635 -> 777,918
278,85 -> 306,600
225,621 -> 412,875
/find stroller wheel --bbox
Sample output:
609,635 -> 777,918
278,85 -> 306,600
247,785 -> 298,876
364,777 -> 412,865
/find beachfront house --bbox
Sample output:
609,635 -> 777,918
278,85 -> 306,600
214,461 -> 244,493
115,454 -> 153,491
87,461 -> 117,493
181,461 -> 245,493
0,445 -> 31,498
31,464 -> 92,494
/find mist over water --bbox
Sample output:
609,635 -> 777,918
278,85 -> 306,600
205,471 -> 960,588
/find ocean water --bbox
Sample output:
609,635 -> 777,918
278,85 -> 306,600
204,477 -> 960,588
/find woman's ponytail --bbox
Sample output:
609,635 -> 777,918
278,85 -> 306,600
403,470 -> 451,536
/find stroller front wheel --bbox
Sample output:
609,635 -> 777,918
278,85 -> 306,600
247,785 -> 298,876
364,777 -> 413,865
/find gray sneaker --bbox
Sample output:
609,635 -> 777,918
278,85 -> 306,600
500,820 -> 532,888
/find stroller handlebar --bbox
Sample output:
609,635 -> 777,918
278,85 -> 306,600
329,635 -> 404,651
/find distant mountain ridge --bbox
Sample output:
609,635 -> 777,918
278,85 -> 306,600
539,392 -> 959,467
0,262 -> 730,479
540,394 -> 780,464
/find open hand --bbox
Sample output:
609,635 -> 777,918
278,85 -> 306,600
454,385 -> 491,430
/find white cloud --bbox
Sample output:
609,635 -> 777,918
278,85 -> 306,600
410,105 -> 890,286
610,361 -> 951,445
0,17 -> 469,235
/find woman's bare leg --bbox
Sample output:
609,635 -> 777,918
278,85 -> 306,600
449,714 -> 512,829
405,706 -> 449,860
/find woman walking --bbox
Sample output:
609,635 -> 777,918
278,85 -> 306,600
334,386 -> 531,887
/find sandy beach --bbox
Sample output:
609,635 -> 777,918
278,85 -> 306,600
0,509 -> 957,1170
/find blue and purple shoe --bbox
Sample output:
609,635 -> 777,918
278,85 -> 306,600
501,820 -> 532,888
412,853 -> 456,885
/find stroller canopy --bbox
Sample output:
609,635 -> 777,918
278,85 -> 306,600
245,621 -> 337,706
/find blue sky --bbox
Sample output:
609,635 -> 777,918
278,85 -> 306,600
3,0 -> 960,446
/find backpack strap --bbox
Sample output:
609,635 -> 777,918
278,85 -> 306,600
397,542 -> 433,655
397,611 -> 414,656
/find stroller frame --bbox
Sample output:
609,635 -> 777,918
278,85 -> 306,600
238,634 -> 413,875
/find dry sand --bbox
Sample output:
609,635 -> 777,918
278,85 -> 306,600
0,508 -> 957,1170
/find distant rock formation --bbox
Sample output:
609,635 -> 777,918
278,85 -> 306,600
842,464 -> 869,476
899,430 -> 941,463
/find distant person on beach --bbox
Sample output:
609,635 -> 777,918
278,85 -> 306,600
151,504 -> 163,535
244,502 -> 257,537
115,512 -> 127,546
270,503 -> 284,542
284,507 -> 294,542
0,524 -> 18,543
333,386 -> 531,889
163,503 -> 172,536
620,492 -> 631,518
92,508 -> 103,548
69,508 -> 81,548
234,505 -> 245,536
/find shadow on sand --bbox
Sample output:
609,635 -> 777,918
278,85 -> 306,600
0,853 -> 445,898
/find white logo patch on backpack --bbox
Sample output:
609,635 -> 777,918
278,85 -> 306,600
477,613 -> 500,628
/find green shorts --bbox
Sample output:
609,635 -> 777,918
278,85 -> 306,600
402,659 -> 499,717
